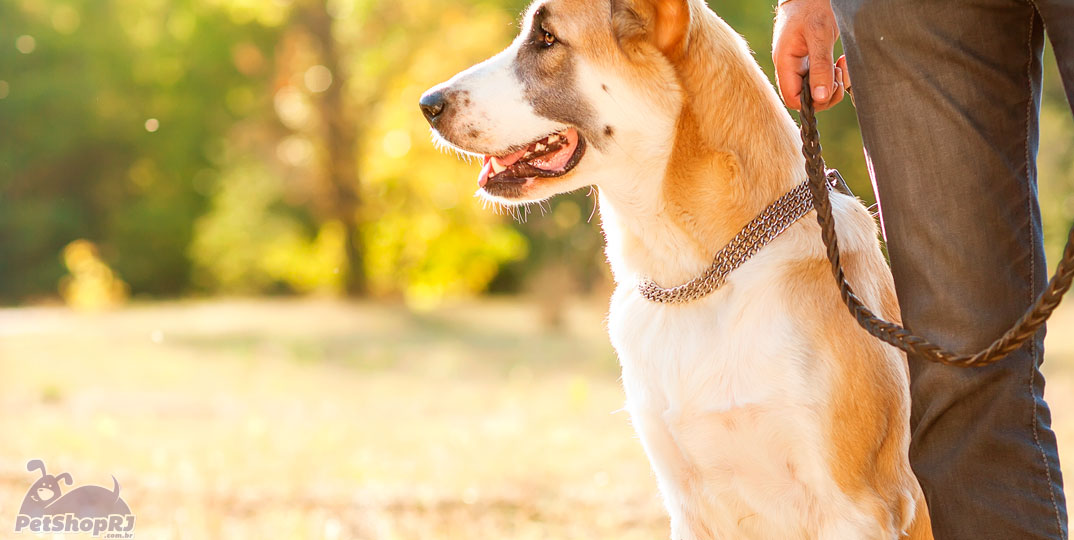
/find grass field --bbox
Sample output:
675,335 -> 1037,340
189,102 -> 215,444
0,298 -> 1071,539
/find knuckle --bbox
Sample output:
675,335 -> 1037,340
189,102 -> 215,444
805,12 -> 833,34
807,40 -> 834,60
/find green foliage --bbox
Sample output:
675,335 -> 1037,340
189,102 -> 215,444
1038,47 -> 1074,266
0,0 -> 280,300
189,157 -> 345,294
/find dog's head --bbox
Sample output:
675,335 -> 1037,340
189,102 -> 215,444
420,0 -> 696,204
23,460 -> 72,507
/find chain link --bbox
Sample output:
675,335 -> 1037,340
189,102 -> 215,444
638,180 -> 822,304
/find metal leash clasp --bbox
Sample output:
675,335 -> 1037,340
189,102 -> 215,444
825,169 -> 853,196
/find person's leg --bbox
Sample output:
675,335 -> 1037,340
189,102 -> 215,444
829,0 -> 1068,538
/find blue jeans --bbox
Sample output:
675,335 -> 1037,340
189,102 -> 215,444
830,0 -> 1071,538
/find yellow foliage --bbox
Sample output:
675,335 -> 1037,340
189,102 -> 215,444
189,160 -> 345,294
261,220 -> 347,295
58,239 -> 130,311
355,2 -> 528,307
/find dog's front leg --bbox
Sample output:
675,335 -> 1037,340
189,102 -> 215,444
630,407 -> 718,540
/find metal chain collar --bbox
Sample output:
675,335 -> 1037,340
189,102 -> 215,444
638,178 -> 827,304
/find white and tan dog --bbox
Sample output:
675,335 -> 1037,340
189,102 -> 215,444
420,0 -> 932,538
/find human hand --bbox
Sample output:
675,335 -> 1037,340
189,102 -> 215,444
772,0 -> 851,111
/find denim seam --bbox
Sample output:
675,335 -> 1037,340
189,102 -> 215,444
1022,8 -> 1064,537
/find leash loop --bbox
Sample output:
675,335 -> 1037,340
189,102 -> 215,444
798,75 -> 1074,367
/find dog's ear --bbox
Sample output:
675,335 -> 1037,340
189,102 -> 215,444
611,0 -> 691,59
27,460 -> 46,478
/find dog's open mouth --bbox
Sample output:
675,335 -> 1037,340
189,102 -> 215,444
478,128 -> 586,188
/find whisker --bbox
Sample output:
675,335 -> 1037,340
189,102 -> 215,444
587,186 -> 600,223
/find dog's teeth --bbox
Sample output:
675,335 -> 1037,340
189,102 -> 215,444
491,160 -> 506,174
535,143 -> 546,152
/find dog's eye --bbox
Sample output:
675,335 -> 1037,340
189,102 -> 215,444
541,30 -> 556,47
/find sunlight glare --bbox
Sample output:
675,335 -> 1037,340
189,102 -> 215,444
304,65 -> 333,93
16,35 -> 36,54
383,129 -> 412,158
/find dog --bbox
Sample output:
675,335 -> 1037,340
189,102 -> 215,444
19,460 -> 131,519
420,0 -> 933,538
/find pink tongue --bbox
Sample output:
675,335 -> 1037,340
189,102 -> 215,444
530,129 -> 578,171
477,129 -> 579,187
478,148 -> 527,187
498,147 -> 529,167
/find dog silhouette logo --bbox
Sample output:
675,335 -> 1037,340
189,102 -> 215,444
13,460 -> 136,538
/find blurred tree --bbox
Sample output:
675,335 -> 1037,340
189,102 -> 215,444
0,0 -> 283,301
192,0 -> 529,304
294,0 -> 363,295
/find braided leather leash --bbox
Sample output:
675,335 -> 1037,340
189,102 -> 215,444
798,77 -> 1074,367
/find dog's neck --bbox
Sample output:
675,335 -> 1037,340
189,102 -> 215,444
599,10 -> 806,288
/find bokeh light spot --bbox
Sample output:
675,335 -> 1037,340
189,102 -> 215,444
382,129 -> 412,158
304,65 -> 333,93
167,11 -> 197,41
274,86 -> 312,130
232,42 -> 265,76
51,5 -> 81,34
16,35 -> 36,54
0,81 -> 9,100
327,0 -> 354,20
145,118 -> 160,132
277,135 -> 314,167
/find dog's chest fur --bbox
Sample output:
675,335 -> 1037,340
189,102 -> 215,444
604,220 -> 881,538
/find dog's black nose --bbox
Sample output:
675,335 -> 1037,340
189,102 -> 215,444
419,91 -> 446,123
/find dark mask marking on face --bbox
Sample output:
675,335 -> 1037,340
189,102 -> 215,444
513,5 -> 606,150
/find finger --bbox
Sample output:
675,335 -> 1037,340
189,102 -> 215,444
771,16 -> 803,109
806,36 -> 836,106
824,65 -> 845,109
774,48 -> 808,110
835,55 -> 852,102
836,55 -> 851,88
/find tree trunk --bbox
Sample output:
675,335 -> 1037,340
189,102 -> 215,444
304,0 -> 366,296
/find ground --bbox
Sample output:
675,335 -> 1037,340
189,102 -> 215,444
0,298 -> 1071,539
